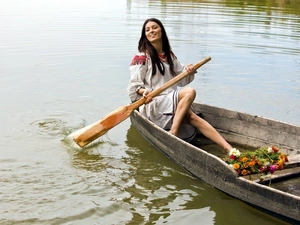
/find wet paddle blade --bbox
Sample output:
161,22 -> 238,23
72,105 -> 135,147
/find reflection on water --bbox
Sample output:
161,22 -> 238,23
123,126 -> 289,224
0,0 -> 299,224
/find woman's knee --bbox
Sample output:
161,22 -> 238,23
186,87 -> 196,97
179,87 -> 196,100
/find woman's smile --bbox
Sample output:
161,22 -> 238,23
145,21 -> 162,43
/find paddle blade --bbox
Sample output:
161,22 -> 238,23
73,105 -> 133,147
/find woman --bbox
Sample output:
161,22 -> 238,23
127,18 -> 232,153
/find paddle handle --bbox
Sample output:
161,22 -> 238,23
72,56 -> 211,147
129,56 -> 211,110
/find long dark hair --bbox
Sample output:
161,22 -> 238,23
138,18 -> 175,76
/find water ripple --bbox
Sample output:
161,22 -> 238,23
0,0 -> 299,224
19,111 -> 86,139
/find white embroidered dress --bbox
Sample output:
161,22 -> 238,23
127,52 -> 196,140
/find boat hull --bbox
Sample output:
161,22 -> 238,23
130,103 -> 300,222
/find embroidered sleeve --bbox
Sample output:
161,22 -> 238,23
127,54 -> 148,102
130,54 -> 147,66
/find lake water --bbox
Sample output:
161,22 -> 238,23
0,0 -> 299,224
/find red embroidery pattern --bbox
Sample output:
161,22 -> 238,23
130,55 -> 147,66
158,53 -> 167,62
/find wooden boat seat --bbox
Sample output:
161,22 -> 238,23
287,154 -> 300,166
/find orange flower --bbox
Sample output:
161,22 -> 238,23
281,153 -> 289,162
277,161 -> 284,170
241,169 -> 248,176
248,161 -> 255,167
284,155 -> 289,162
244,162 -> 249,168
233,163 -> 240,170
272,146 -> 279,153
241,157 -> 248,163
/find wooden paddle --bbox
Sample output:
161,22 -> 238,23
72,56 -> 211,147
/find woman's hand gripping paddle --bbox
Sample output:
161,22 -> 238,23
72,56 -> 211,147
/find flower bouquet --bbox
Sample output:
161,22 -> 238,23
225,146 -> 289,176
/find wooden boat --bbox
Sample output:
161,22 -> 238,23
129,103 -> 300,223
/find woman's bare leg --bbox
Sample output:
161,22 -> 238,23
169,87 -> 232,152
169,87 -> 196,136
187,111 -> 232,152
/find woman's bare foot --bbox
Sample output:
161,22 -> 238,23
168,129 -> 178,136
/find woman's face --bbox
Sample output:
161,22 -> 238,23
145,21 -> 162,44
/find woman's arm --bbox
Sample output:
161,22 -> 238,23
173,56 -> 195,86
127,53 -> 148,102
